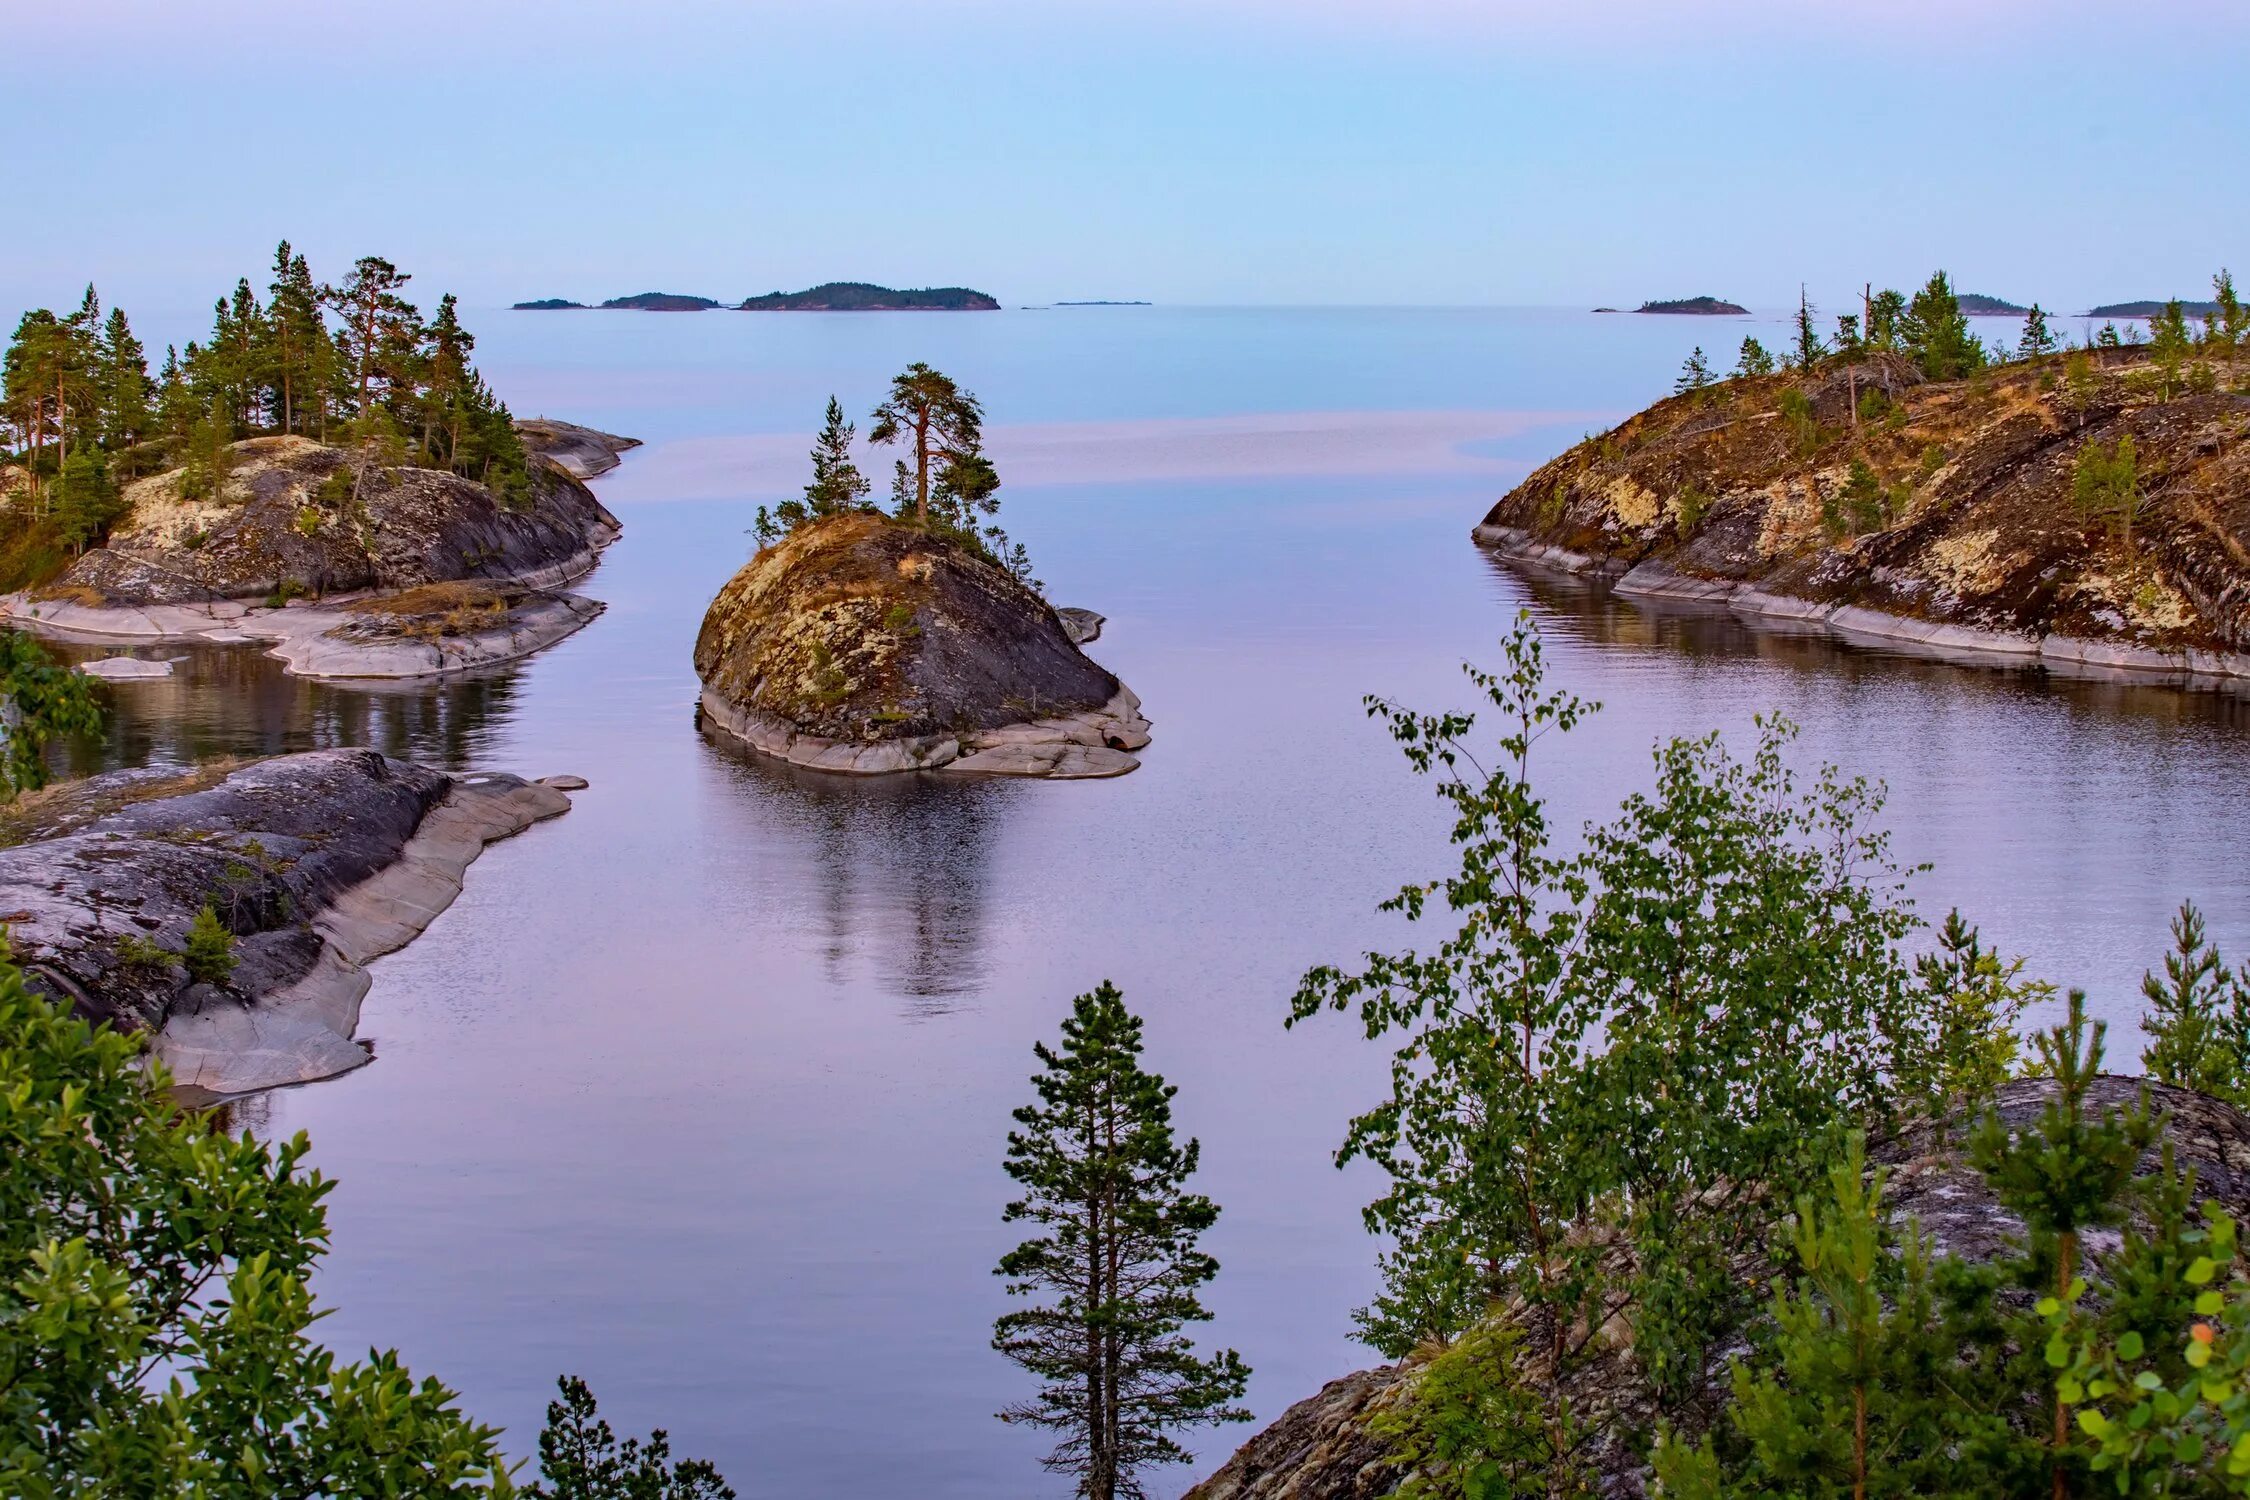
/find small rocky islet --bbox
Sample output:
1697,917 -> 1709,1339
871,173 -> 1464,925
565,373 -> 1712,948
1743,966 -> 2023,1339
2,420 -> 635,680
1476,347 -> 2250,681
693,511 -> 1150,778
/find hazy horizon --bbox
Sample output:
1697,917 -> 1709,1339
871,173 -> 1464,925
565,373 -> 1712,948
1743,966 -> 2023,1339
6,0 -> 2243,320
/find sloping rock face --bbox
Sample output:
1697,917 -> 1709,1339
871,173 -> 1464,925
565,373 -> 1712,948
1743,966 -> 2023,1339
516,419 -> 643,479
47,433 -> 620,608
1476,356 -> 2250,678
0,750 -> 571,1098
693,512 -> 1151,776
1188,1077 -> 2250,1500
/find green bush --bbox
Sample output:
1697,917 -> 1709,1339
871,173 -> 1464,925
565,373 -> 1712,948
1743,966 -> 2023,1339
182,901 -> 236,985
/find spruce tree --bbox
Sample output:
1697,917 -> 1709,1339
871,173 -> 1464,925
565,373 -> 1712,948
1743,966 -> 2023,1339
2139,901 -> 2250,1103
994,982 -> 1251,1500
1735,337 -> 1776,378
54,447 -> 121,555
98,307 -> 152,472
2070,435 -> 2142,543
2215,268 -> 2246,389
1866,289 -> 1907,351
1675,345 -> 1715,395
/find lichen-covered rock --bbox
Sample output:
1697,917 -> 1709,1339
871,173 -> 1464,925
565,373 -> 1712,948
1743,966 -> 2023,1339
43,431 -> 620,608
693,512 -> 1151,777
1188,1076 -> 2250,1500
1476,356 -> 2250,679
0,750 -> 573,1097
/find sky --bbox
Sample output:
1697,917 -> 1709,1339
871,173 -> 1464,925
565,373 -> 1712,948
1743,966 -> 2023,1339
4,0 -> 2245,317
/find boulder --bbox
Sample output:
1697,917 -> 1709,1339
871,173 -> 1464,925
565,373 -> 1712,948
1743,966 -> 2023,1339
693,512 -> 1151,777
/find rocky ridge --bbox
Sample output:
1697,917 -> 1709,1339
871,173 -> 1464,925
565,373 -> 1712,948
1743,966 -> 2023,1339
693,512 -> 1150,778
1188,1076 -> 2250,1500
1475,353 -> 2250,683
0,750 -> 578,1100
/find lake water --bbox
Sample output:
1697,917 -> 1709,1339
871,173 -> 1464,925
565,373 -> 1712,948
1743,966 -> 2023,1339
60,306 -> 2250,1497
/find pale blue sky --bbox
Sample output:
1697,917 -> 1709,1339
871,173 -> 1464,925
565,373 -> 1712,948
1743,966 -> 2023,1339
5,0 -> 2243,318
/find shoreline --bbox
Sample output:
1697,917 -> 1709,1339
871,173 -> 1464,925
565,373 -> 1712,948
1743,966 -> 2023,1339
1471,524 -> 2250,687
2,525 -> 618,681
697,683 -> 1151,778
156,771 -> 575,1101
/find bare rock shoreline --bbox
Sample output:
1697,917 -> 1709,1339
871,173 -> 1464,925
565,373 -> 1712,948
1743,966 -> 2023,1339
0,750 -> 579,1101
1474,523 -> 2250,685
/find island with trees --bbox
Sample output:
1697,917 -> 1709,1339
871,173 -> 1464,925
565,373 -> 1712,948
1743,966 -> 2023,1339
511,297 -> 588,310
694,364 -> 1149,777
600,292 -> 721,311
1634,296 -> 1750,315
2089,297 -> 2225,319
736,282 -> 1001,311
1,245 -> 636,679
1473,269 -> 2250,683
1957,291 -> 2029,315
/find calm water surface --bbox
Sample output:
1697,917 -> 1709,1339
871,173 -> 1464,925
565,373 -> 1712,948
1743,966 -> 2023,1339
63,308 -> 2250,1496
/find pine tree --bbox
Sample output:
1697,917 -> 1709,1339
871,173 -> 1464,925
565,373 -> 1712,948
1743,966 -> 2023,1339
994,982 -> 1251,1500
754,396 -> 876,546
2139,901 -> 2250,1104
868,363 -> 982,527
2017,303 -> 2056,361
97,307 -> 152,473
53,446 -> 121,554
1735,337 -> 1776,378
524,1376 -> 734,1499
1793,287 -> 1826,371
1866,289 -> 1907,351
2070,435 -> 2142,543
266,241 -> 323,435
1654,1136 -> 2011,1499
2215,268 -> 2246,389
2148,298 -> 2194,400
1903,272 -> 1981,380
1969,990 -> 2155,1500
1675,345 -> 1715,395
420,292 -> 475,466
321,256 -> 421,418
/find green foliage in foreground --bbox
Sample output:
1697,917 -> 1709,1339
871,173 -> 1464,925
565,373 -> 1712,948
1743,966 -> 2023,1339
1315,617 -> 2250,1495
0,953 -> 729,1495
994,982 -> 1250,1500
0,627 -> 103,797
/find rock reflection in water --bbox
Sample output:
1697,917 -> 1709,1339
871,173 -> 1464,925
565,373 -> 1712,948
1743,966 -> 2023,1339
697,717 -> 1012,1010
40,640 -> 525,779
1490,551 -> 2250,730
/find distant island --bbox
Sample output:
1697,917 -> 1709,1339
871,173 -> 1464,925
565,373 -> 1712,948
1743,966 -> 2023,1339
737,282 -> 1000,311
602,292 -> 721,311
512,297 -> 587,311
1634,296 -> 1749,315
1055,300 -> 1150,307
2087,298 -> 2223,318
1956,292 -> 2028,316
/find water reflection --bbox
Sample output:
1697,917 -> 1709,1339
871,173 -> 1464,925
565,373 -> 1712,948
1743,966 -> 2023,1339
697,718 -> 1014,1010
1492,552 -> 2250,732
41,640 -> 526,777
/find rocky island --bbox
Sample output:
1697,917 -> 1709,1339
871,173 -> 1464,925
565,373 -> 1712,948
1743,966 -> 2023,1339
0,749 -> 581,1100
1634,296 -> 1749,315
695,512 -> 1147,777
1475,282 -> 2250,683
737,282 -> 1000,311
2,422 -> 632,679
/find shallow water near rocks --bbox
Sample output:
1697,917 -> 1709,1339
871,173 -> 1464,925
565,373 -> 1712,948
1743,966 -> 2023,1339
56,307 -> 2250,1497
